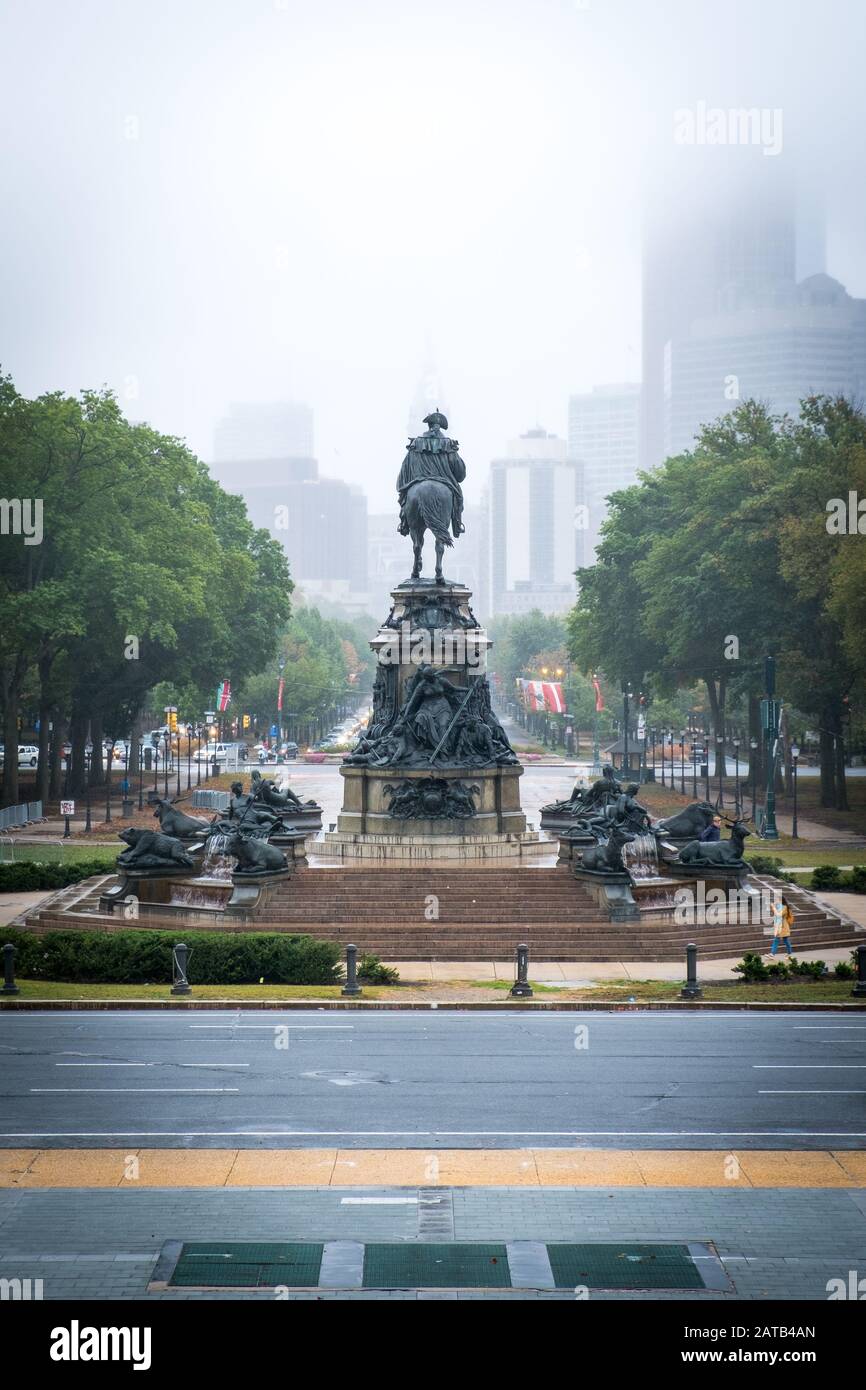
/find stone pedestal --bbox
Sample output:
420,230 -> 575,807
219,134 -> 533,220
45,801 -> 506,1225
319,576 -> 531,863
337,763 -> 525,837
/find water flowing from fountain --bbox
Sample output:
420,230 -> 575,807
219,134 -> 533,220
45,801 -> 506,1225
168,830 -> 235,909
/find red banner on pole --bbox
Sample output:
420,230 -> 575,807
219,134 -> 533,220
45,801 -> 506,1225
277,676 -> 284,712
592,675 -> 605,712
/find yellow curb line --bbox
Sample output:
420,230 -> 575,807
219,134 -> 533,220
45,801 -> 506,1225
1,1148 -> 864,1189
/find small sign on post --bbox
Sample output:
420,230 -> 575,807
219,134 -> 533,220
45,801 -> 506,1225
60,800 -> 74,838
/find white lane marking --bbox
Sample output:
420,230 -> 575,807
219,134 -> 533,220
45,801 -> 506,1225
188,1025 -> 354,1031
54,1062 -> 249,1068
754,1065 -> 866,1069
793,1026 -> 866,1029
340,1197 -> 418,1205
759,1090 -> 866,1095
29,1088 -> 241,1094
3,1129 -> 865,1139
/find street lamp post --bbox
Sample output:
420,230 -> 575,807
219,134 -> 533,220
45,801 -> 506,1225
750,736 -> 758,821
659,727 -> 666,787
716,733 -> 724,809
277,656 -> 285,749
680,729 -> 686,796
733,737 -> 741,816
591,671 -> 600,774
105,744 -> 112,824
650,727 -> 656,783
163,732 -> 170,799
186,726 -> 192,791
791,742 -> 800,839
622,681 -> 631,780
137,743 -> 144,811
761,655 -> 780,840
175,733 -> 182,797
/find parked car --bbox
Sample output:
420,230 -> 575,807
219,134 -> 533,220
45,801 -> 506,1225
193,741 -> 248,764
0,744 -> 40,768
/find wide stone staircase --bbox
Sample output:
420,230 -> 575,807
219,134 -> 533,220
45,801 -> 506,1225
243,865 -> 864,961
18,865 -> 863,962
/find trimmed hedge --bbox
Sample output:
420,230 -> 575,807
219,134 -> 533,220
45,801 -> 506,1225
809,864 -> 866,894
0,860 -> 116,893
2,928 -> 342,986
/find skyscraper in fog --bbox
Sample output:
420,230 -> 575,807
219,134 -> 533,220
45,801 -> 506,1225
213,400 -> 314,465
664,274 -> 866,457
484,430 -> 580,617
212,401 -> 368,610
568,384 -> 641,560
641,153 -> 798,469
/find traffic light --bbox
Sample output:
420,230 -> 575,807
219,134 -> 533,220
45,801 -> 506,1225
242,714 -> 251,730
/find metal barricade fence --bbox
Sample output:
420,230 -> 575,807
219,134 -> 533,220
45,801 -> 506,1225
0,800 -> 43,831
191,790 -> 230,812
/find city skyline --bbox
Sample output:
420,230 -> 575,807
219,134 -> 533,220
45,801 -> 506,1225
3,0 -> 866,514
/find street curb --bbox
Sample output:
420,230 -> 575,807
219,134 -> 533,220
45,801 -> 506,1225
1,999 -> 865,1012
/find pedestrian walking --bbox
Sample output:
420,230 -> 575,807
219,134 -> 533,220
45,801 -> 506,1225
699,814 -> 722,842
771,898 -> 795,956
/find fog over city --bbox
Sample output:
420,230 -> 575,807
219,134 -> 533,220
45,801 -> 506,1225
2,0 -> 865,510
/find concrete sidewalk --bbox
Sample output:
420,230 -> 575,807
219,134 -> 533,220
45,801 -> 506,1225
386,946 -> 858,983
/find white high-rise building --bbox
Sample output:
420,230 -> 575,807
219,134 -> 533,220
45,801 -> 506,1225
568,384 -> 641,560
484,430 -> 580,617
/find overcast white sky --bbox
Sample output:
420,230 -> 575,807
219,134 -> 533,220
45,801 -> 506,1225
2,0 -> 865,510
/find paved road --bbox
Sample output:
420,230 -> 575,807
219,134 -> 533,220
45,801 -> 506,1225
2,1010 -> 864,1149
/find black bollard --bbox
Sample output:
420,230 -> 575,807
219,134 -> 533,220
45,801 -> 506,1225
341,943 -> 362,997
171,942 -> 191,996
853,944 -> 866,999
680,941 -> 703,1000
2,943 -> 20,996
510,942 -> 533,998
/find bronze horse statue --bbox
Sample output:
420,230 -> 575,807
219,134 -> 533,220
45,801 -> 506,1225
398,411 -> 466,582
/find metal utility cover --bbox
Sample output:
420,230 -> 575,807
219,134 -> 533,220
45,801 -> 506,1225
547,1243 -> 704,1290
363,1242 -> 511,1288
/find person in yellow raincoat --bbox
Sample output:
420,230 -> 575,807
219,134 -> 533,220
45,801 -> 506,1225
771,899 -> 795,956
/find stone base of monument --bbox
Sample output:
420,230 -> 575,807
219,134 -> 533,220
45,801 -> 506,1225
337,763 -> 526,835
313,828 -> 547,863
272,807 -> 322,837
316,761 -> 545,861
569,869 -> 642,921
539,810 -> 595,837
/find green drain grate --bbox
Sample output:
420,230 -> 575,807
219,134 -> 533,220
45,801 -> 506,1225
156,1241 -> 712,1291
547,1243 -> 704,1290
169,1243 -> 323,1288
363,1243 -> 511,1289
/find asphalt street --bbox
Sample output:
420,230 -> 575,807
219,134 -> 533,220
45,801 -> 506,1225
1,1010 -> 864,1149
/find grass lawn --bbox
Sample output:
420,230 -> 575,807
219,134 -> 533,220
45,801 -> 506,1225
765,847 -> 865,867
0,842 -> 119,866
475,977 -> 861,1003
4,976 -> 861,1005
4,980 -> 385,1001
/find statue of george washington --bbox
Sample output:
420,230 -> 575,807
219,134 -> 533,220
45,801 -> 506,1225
397,410 -> 466,581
